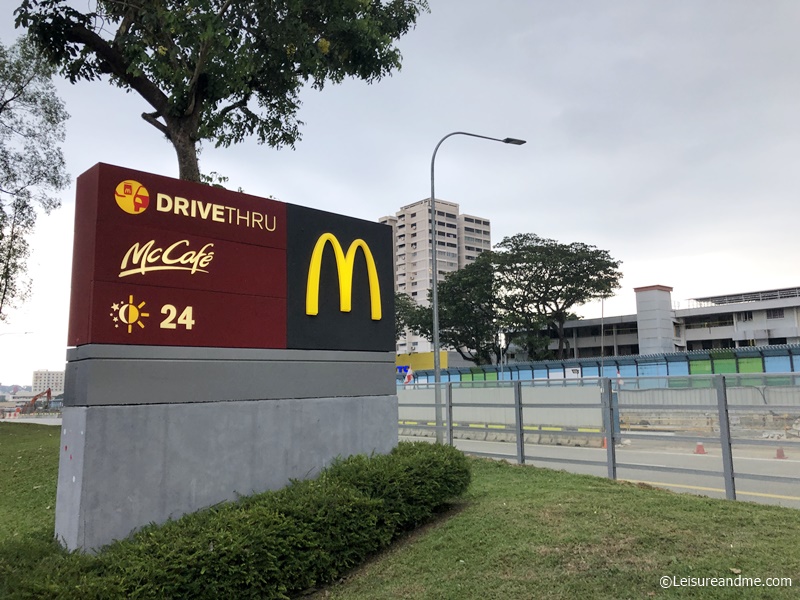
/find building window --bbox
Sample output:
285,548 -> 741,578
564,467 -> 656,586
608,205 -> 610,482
768,337 -> 787,345
737,311 -> 753,322
767,308 -> 785,320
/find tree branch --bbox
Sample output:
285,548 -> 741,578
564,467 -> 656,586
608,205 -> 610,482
216,97 -> 249,121
184,0 -> 234,116
64,21 -> 170,115
141,111 -> 170,138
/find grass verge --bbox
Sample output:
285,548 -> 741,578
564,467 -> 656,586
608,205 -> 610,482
3,423 -> 800,599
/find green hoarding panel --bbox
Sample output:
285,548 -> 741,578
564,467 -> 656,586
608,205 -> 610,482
689,360 -> 712,375
713,358 -> 737,374
738,358 -> 763,373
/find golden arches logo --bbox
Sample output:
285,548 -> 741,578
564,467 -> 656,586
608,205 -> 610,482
306,233 -> 382,321
115,180 -> 150,214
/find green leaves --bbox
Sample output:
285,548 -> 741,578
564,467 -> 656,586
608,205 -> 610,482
0,34 -> 69,321
495,233 -> 622,359
16,0 -> 430,180
395,291 -> 420,340
407,233 -> 621,364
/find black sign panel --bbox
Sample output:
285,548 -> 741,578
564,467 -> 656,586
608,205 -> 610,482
286,204 -> 394,352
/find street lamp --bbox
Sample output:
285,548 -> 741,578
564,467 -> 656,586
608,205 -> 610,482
430,132 -> 526,442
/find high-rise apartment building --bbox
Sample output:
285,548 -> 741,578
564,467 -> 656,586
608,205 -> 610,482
32,369 -> 65,394
379,199 -> 491,354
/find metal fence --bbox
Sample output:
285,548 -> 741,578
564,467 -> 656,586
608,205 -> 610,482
398,374 -> 800,506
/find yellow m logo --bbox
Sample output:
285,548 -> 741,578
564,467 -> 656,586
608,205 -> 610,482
306,233 -> 382,321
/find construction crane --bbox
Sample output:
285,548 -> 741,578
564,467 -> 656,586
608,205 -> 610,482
23,388 -> 52,413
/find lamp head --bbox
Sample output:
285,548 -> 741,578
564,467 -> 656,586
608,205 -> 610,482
502,137 -> 527,145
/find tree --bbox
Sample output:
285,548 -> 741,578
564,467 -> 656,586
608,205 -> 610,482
0,35 -> 69,321
394,291 -> 418,342
410,253 -> 503,366
494,233 -> 622,359
16,0 -> 429,182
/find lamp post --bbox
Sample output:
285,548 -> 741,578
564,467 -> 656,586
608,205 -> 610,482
430,132 -> 526,442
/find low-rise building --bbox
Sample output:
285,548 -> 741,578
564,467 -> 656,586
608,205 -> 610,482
521,285 -> 800,361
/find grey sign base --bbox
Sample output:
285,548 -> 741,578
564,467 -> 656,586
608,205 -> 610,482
55,346 -> 398,552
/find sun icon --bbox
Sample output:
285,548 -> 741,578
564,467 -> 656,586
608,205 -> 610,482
110,295 -> 150,333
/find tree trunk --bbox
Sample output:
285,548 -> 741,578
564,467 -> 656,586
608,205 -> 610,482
0,200 -> 25,319
172,132 -> 201,182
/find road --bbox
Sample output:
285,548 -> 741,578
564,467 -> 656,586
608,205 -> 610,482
401,435 -> 800,509
1,416 -> 63,426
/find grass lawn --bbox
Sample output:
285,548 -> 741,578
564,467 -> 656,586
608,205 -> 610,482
0,423 -> 60,541
2,422 -> 800,599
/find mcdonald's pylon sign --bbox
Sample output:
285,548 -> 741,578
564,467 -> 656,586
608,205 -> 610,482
305,233 -> 381,321
69,164 -> 394,353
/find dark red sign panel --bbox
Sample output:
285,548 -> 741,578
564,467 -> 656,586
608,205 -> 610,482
69,164 -> 288,348
68,163 -> 394,352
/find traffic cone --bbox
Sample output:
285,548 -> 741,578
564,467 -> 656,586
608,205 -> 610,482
693,442 -> 707,455
776,447 -> 788,460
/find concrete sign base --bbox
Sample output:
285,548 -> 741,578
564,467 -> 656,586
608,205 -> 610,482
55,345 -> 397,551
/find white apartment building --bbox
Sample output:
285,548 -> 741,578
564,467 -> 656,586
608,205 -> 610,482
32,370 -> 65,395
379,199 -> 491,354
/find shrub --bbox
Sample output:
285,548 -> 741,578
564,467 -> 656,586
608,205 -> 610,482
9,442 -> 471,600
327,442 -> 472,532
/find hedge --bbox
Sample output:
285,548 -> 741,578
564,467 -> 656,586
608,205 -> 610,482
8,441 -> 470,600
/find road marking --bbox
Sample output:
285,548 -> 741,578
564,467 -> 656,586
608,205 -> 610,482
617,448 -> 800,463
623,479 -> 800,501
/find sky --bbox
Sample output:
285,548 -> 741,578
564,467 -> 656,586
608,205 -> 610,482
1,1 -> 799,385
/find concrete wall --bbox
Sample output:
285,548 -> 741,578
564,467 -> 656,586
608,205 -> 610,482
397,384 -> 602,429
56,345 -> 397,551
